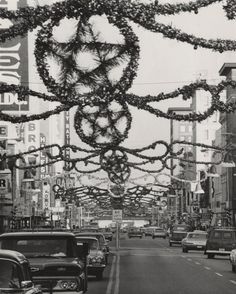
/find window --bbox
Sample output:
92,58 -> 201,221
0,260 -> 20,289
180,125 -> 186,132
212,231 -> 222,239
223,232 -> 233,239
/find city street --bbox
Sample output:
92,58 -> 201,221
87,234 -> 236,294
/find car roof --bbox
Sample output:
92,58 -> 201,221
75,232 -> 105,237
190,231 -> 207,234
0,231 -> 75,237
0,249 -> 28,263
76,237 -> 98,241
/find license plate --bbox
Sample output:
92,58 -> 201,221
197,246 -> 202,248
219,248 -> 225,251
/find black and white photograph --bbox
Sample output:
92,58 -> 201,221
1,0 -> 236,293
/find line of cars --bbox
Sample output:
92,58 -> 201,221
0,227 -> 112,294
127,225 -> 236,274
175,226 -> 236,274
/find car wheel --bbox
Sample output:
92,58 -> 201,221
140,236 -> 142,239
96,271 -> 103,280
232,265 -> 236,273
152,236 -> 155,239
182,247 -> 188,253
169,242 -> 172,247
163,237 -> 166,239
207,254 -> 215,259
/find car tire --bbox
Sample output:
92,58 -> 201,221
96,271 -> 103,280
182,247 -> 188,253
152,236 -> 155,239
232,265 -> 236,273
169,242 -> 172,247
207,254 -> 215,259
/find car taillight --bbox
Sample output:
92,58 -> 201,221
58,280 -> 79,290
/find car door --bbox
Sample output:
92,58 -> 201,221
221,231 -> 236,251
208,230 -> 222,251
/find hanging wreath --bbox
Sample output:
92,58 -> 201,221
34,14 -> 139,103
74,100 -> 132,147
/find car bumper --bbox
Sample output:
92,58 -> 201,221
206,250 -> 231,255
33,275 -> 83,292
87,265 -> 106,275
169,240 -> 182,244
153,235 -> 166,238
183,244 -> 206,250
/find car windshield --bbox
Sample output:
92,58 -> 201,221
0,237 -> 76,258
77,238 -> 98,250
0,260 -> 20,289
188,233 -> 207,239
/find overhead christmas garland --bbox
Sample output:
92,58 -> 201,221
0,0 -> 236,210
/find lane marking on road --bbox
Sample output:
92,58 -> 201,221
195,262 -> 201,265
215,273 -> 223,277
187,258 -> 192,261
230,280 -> 236,285
181,255 -> 186,258
106,255 -> 116,294
114,253 -> 120,294
204,267 -> 211,270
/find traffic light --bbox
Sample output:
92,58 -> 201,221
226,209 -> 232,225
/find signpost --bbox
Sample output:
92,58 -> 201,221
112,210 -> 122,250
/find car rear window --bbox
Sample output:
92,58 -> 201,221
223,232 -> 234,239
212,231 -> 222,239
0,236 -> 77,258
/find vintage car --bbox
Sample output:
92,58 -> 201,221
0,249 -> 41,294
182,231 -> 208,253
128,228 -> 143,239
75,232 -> 109,264
169,224 -> 190,246
152,228 -> 167,239
0,231 -> 88,293
76,237 -> 106,280
205,227 -> 236,258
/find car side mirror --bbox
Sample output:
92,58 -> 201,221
77,242 -> 90,257
21,281 -> 33,289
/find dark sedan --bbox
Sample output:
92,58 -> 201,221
0,249 -> 41,294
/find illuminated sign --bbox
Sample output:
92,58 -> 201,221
64,111 -> 70,169
40,133 -> 48,178
0,0 -> 29,111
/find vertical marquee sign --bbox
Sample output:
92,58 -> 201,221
64,111 -> 70,170
0,0 -> 29,112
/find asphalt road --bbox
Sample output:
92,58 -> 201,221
86,233 -> 236,294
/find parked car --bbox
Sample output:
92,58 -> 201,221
76,237 -> 106,280
0,231 -> 88,293
205,227 -> 236,258
182,231 -> 208,253
169,224 -> 190,246
128,228 -> 143,239
0,249 -> 41,294
152,228 -> 167,239
74,232 -> 109,264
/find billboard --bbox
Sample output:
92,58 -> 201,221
0,0 -> 29,111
